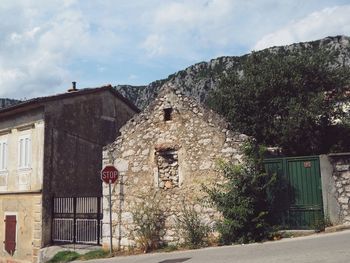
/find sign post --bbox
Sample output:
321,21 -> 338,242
101,165 -> 119,255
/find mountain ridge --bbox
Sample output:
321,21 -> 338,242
116,35 -> 350,109
1,35 -> 349,110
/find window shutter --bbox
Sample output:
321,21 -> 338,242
19,138 -> 24,168
4,215 -> 16,255
0,142 -> 3,170
2,142 -> 7,170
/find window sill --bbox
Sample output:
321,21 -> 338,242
17,167 -> 32,173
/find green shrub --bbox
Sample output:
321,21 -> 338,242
158,244 -> 179,252
176,204 -> 210,248
130,191 -> 165,253
79,249 -> 109,260
204,141 -> 278,244
47,251 -> 79,263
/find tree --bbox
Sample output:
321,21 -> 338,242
204,142 -> 279,244
208,49 -> 350,155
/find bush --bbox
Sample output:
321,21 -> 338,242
47,251 -> 79,263
130,191 -> 165,253
79,249 -> 110,260
176,204 -> 210,248
204,141 -> 278,244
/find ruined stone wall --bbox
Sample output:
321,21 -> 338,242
102,87 -> 247,249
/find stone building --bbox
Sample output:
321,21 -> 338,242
0,85 -> 138,263
102,85 -> 247,249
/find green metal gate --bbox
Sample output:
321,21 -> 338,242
265,156 -> 323,229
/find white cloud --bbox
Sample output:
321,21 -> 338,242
141,34 -> 166,57
0,0 -> 122,98
253,5 -> 350,51
0,0 -> 348,99
140,0 -> 237,59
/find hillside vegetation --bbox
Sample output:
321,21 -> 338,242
116,35 -> 350,110
209,49 -> 350,155
117,35 -> 350,155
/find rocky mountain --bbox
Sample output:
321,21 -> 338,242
0,98 -> 21,109
116,35 -> 350,110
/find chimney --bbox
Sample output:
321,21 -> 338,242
68,81 -> 78,92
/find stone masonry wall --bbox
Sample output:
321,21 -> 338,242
329,153 -> 350,224
102,85 -> 247,249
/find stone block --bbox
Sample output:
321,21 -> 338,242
122,149 -> 135,158
131,166 -> 141,172
221,147 -> 235,153
32,248 -> 39,257
102,224 -> 111,238
120,237 -> 135,247
141,148 -> 150,156
199,161 -> 212,170
102,150 -> 109,159
115,158 -> 129,172
166,229 -> 175,236
34,229 -> 42,239
163,235 -> 175,242
114,225 -> 128,237
336,164 -> 350,172
342,171 -> 350,179
32,239 -> 41,248
339,196 -> 349,204
34,223 -> 41,231
121,212 -> 133,223
34,212 -> 42,223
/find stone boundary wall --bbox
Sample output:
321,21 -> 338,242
320,153 -> 350,225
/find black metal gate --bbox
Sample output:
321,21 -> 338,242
52,197 -> 103,245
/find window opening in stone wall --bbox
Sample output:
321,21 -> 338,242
156,149 -> 179,189
163,108 -> 173,121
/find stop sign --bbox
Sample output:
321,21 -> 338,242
101,165 -> 119,184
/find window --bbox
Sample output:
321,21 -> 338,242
4,214 -> 16,255
18,135 -> 31,169
163,108 -> 173,121
0,140 -> 7,171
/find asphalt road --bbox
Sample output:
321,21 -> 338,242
77,230 -> 350,263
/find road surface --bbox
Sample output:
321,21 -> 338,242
76,230 -> 350,263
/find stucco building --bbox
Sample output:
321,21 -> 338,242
102,84 -> 247,249
0,85 -> 138,262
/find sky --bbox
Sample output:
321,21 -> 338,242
0,0 -> 350,99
